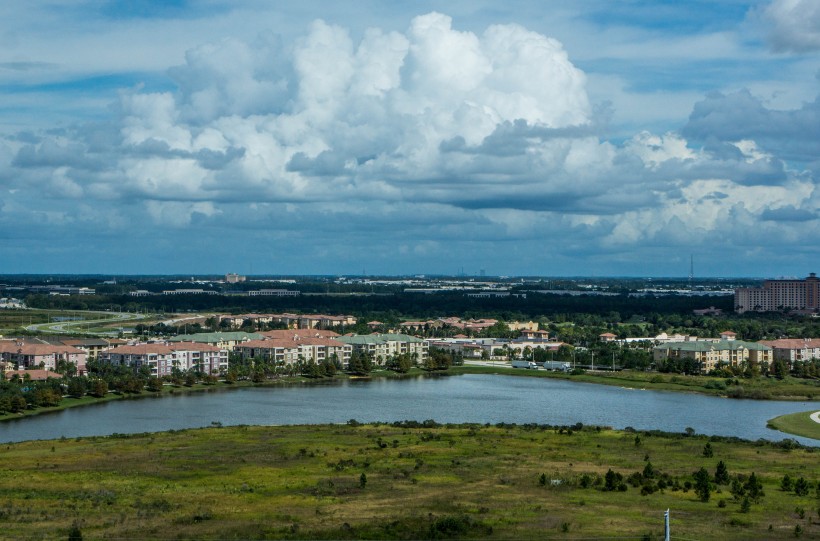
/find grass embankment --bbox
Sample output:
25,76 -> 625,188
453,365 -> 820,400
769,410 -> 820,440
0,423 -> 816,540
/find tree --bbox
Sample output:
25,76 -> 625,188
702,442 -> 713,458
604,469 -> 624,491
68,521 -> 83,541
694,467 -> 711,502
146,377 -> 164,393
746,472 -> 764,503
321,358 -> 337,377
359,472 -> 367,488
772,359 -> 789,380
10,395 -> 27,413
89,379 -> 108,398
347,351 -> 373,376
781,474 -> 794,492
714,461 -> 729,485
793,477 -> 810,496
67,377 -> 86,398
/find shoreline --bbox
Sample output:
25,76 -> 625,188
2,365 -> 816,426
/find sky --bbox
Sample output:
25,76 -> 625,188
0,0 -> 818,278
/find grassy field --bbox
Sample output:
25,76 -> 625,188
0,423 -> 816,540
768,410 -> 820,440
453,365 -> 820,400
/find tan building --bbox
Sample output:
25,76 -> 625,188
336,334 -> 428,365
507,321 -> 539,332
735,273 -> 819,313
653,340 -> 772,373
235,334 -> 352,366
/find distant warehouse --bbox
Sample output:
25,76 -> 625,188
246,289 -> 300,297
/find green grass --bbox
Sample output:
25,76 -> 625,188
768,410 -> 820,440
0,423 -> 816,539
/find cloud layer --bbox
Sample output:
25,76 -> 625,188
0,6 -> 817,276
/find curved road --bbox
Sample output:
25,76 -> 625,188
24,310 -> 149,336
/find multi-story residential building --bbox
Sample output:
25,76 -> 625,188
653,340 -> 772,373
0,341 -> 88,373
98,343 -> 228,376
336,334 -> 428,364
60,338 -> 124,360
520,329 -> 551,341
758,338 -> 820,365
297,314 -> 357,329
735,273 -> 819,313
169,343 -> 228,375
259,329 -> 340,340
167,332 -> 263,351
235,336 -> 352,367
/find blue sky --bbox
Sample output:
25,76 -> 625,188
1,0 -> 818,277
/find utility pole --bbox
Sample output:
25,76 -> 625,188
664,509 -> 670,541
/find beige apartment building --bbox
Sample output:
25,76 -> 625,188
653,340 -> 772,373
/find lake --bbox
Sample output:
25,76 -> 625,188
1,374 -> 817,444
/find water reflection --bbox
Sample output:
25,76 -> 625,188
0,374 -> 816,445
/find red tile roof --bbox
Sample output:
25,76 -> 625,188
5,369 -> 62,380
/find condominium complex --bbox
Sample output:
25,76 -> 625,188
98,343 -> 229,377
758,338 -> 820,363
0,341 -> 88,373
734,273 -> 819,313
335,334 -> 428,364
653,340 -> 772,373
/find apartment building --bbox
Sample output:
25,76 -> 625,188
60,338 -> 124,359
735,273 -> 820,313
758,338 -> 820,364
98,342 -> 229,376
235,336 -> 352,367
167,332 -> 263,351
653,340 -> 772,373
0,341 -> 88,373
336,334 -> 428,364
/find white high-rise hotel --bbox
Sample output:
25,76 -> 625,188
734,273 -> 819,313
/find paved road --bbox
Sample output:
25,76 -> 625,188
24,310 -> 148,336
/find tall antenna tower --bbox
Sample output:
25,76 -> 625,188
688,254 -> 694,289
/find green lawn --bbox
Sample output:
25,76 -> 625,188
0,423 -> 816,540
768,410 -> 820,440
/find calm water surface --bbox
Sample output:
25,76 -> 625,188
1,374 -> 817,444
